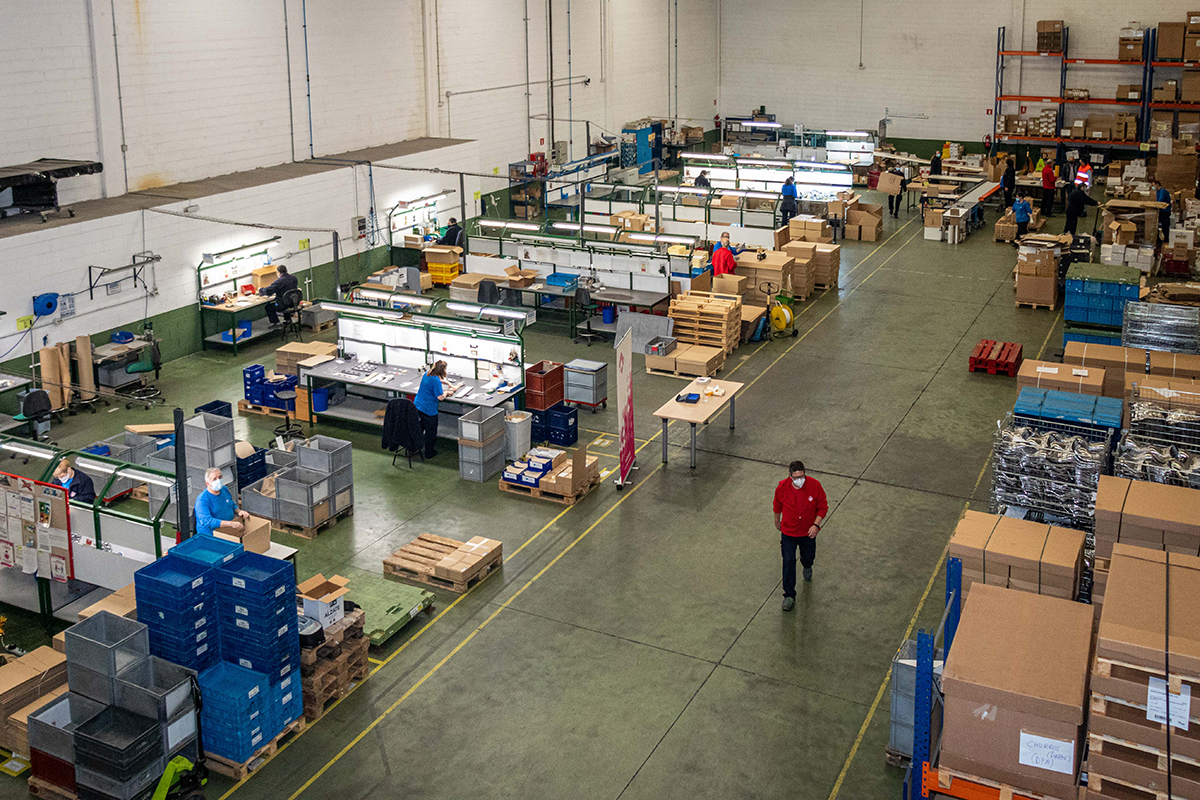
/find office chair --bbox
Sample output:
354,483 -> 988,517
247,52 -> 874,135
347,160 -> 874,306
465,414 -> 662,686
13,389 -> 53,443
123,340 -> 162,407
271,389 -> 304,442
280,289 -> 305,343
573,287 -> 602,346
477,280 -> 501,306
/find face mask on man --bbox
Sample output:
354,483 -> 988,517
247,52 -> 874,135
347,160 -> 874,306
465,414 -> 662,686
208,478 -> 222,492
792,477 -> 805,489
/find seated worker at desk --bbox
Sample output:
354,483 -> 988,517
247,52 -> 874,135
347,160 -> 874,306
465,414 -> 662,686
194,467 -> 250,536
438,218 -> 464,247
257,265 -> 300,327
414,361 -> 459,459
53,458 -> 96,504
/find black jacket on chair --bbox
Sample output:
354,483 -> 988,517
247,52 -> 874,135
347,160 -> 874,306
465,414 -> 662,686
381,398 -> 423,454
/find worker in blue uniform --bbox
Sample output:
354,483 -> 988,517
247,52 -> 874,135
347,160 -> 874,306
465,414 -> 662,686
194,467 -> 249,537
1154,179 -> 1173,244
780,177 -> 799,225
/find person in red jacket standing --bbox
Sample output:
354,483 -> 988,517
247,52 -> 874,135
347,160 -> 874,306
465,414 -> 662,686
773,460 -> 829,611
1040,158 -> 1057,218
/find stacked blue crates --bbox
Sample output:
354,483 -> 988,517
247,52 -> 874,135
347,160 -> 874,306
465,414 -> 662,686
530,408 -> 547,444
243,365 -> 267,406
546,403 -> 578,447
236,446 -> 268,486
133,553 -> 224,673
1063,264 -> 1140,329
214,553 -> 300,689
243,364 -> 299,411
1013,387 -> 1123,434
194,400 -> 233,418
196,662 -> 275,763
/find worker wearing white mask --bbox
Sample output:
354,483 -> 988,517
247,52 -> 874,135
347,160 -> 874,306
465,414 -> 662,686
194,467 -> 249,537
773,460 -> 829,611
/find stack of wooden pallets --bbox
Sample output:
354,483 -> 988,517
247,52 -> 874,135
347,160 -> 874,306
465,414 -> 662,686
667,291 -> 742,355
301,609 -> 368,722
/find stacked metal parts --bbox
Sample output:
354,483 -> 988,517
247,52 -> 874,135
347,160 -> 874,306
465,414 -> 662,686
1121,302 -> 1200,354
40,611 -> 200,800
1114,396 -> 1200,487
991,416 -> 1111,532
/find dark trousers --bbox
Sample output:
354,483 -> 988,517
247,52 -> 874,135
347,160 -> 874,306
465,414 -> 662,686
1064,213 -> 1079,236
418,410 -> 439,457
265,301 -> 282,325
1003,188 -> 1014,208
781,202 -> 797,226
1016,220 -> 1029,239
781,534 -> 816,598
888,194 -> 901,216
1041,187 -> 1055,216
1161,211 -> 1172,244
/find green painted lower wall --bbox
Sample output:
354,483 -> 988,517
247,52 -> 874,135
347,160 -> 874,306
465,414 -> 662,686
0,245 -> 394,379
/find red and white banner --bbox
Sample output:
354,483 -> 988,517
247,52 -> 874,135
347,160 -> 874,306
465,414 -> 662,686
616,331 -> 635,485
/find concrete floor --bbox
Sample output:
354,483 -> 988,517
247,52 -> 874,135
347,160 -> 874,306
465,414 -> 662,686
0,190 -> 1071,800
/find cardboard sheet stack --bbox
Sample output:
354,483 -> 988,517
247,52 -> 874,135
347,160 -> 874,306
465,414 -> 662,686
735,250 -> 795,306
948,512 -> 1084,601
432,537 -> 505,583
941,585 -> 1090,799
667,291 -> 743,355
1087,544 -> 1200,799
1063,341 -> 1147,399
1016,359 -> 1105,395
813,244 -> 840,289
275,341 -> 338,377
1094,475 -> 1200,558
0,646 -> 68,756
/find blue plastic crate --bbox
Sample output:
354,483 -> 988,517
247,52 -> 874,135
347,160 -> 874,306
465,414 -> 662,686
194,400 -> 233,418
216,552 -> 295,598
199,662 -> 270,708
216,589 -> 294,618
219,617 -> 296,651
548,428 -> 578,447
135,555 -> 214,607
545,272 -> 578,291
149,637 -> 219,672
171,536 -> 243,568
546,404 -> 577,433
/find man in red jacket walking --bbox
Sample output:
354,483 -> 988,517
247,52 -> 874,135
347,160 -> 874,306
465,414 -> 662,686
1040,158 -> 1057,218
773,460 -> 829,611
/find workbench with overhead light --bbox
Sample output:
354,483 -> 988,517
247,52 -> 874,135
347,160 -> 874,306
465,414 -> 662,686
196,236 -> 297,354
386,188 -> 457,249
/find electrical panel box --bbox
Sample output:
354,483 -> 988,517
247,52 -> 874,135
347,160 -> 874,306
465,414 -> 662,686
551,141 -> 568,166
352,216 -> 367,238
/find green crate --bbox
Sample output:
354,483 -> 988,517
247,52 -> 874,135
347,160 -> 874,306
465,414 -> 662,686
1065,263 -> 1141,285
336,569 -> 436,647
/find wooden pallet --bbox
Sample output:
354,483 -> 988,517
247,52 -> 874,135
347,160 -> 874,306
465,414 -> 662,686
814,282 -> 836,291
497,473 -> 601,506
1015,300 -> 1057,310
1088,772 -> 1167,800
382,533 -> 504,593
205,717 -> 306,780
131,484 -> 149,502
27,778 -> 75,800
271,506 -> 354,539
1088,732 -> 1200,773
923,764 -> 1048,800
237,399 -> 293,419
673,335 -> 738,356
968,339 -> 1023,377
1094,656 -> 1200,694
303,318 -> 336,333
645,361 -> 724,379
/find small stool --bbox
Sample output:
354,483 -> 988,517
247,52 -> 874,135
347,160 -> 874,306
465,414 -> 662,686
272,390 -> 303,441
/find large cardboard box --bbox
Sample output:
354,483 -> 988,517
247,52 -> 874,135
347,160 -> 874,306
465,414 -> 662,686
646,344 -> 691,373
712,274 -> 748,295
876,171 -> 903,195
1040,527 -> 1084,598
674,346 -> 723,376
215,514 -> 272,554
1159,22 -> 1187,60
1149,350 -> 1200,379
985,517 -> 1051,590
1016,359 -> 1104,396
941,585 -> 1091,798
1094,476 -> 1131,556
1118,37 -> 1144,61
1015,274 -> 1057,307
847,209 -> 882,242
1184,70 -> 1200,103
297,574 -> 350,629
1188,33 -> 1200,62
948,511 -> 1001,577
1062,341 -> 1147,398
423,245 -> 462,265
503,264 -> 538,288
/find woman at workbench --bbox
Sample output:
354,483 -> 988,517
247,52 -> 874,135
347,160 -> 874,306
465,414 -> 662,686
414,361 -> 458,459
780,177 -> 799,224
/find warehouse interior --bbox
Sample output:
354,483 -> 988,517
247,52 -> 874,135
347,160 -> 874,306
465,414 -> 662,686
1,2 -> 1198,800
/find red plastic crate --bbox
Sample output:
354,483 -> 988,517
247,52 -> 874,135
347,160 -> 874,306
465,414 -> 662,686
525,361 -> 564,393
525,383 -> 564,411
31,749 -> 76,793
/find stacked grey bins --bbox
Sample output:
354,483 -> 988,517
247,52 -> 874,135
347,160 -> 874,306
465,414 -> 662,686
887,639 -> 943,762
182,412 -> 237,511
145,447 -> 181,528
458,407 -> 506,482
38,611 -> 199,800
259,435 -> 353,528
85,432 -> 158,499
564,359 -> 608,411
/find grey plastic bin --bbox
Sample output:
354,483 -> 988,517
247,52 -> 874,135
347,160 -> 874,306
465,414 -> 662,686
297,435 -> 352,473
68,662 -> 119,705
114,656 -> 195,722
505,411 -> 532,462
460,451 -> 505,483
103,432 -> 158,465
65,612 -> 149,676
145,446 -> 176,476
277,498 -> 327,528
275,467 -> 330,505
183,412 -> 234,450
329,464 -> 353,493
888,639 -> 943,759
76,757 -> 166,800
27,692 -> 106,762
241,476 -> 278,519
458,434 -> 506,465
458,406 -> 505,442
185,440 -> 236,469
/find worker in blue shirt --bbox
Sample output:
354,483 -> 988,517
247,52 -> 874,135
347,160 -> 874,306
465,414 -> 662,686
414,361 -> 458,459
1153,179 -> 1173,244
780,177 -> 799,225
1011,190 -> 1033,248
194,467 -> 249,537
714,231 -> 745,257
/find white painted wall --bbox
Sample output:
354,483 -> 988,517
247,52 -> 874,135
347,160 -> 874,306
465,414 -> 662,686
0,142 -> 482,359
718,1 -> 1185,144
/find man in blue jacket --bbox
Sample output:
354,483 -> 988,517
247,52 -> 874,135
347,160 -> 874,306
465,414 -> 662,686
1011,190 -> 1033,248
1154,179 -> 1173,244
258,265 -> 299,327
194,467 -> 249,536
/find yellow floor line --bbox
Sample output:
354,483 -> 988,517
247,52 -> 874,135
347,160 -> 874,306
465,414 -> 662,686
366,657 -> 383,665
282,462 -> 665,800
1035,308 -> 1064,359
826,456 -> 990,800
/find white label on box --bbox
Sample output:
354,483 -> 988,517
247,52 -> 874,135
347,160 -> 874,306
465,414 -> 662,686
237,619 -> 249,629
196,643 -> 208,655
1036,366 -> 1058,374
409,605 -> 421,619
280,664 -> 291,677
239,657 -> 252,668
232,577 -> 246,589
235,605 -> 248,616
191,577 -> 204,589
252,733 -> 262,747
275,585 -> 286,598
281,675 -> 292,690
1148,677 -> 1191,730
196,630 -> 207,642
167,712 -> 196,750
283,692 -> 293,705
1072,369 -> 1089,376
195,617 -> 206,629
250,709 -> 260,721
193,602 -> 204,614
248,685 -> 259,699
1018,730 -> 1075,775
278,624 -> 288,637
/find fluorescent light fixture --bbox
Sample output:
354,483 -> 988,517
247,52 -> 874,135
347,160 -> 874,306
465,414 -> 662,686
583,224 -> 617,234
323,301 -> 407,322
206,237 -> 281,262
506,221 -> 541,231
738,159 -> 791,167
446,302 -> 528,321
551,222 -> 582,231
627,233 -> 696,245
76,457 -> 118,476
795,160 -> 848,169
446,301 -> 483,314
477,220 -> 507,228
745,191 -> 778,199
659,185 -> 709,195
122,469 -> 176,489
390,293 -> 435,308
355,288 -> 395,302
683,152 -> 731,160
826,131 -> 870,137
718,190 -> 749,198
0,441 -> 53,459
743,121 -> 782,128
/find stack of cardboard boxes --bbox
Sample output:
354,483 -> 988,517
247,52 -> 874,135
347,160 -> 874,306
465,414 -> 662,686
1094,475 -> 1200,558
1086,113 -> 1117,141
500,445 -> 600,497
787,216 -> 832,244
812,244 -> 840,289
735,250 -> 795,306
644,343 -> 725,377
1014,241 -> 1060,308
1036,19 -> 1064,52
1017,359 -> 1105,395
275,341 -> 338,377
842,203 -> 883,242
1063,341 -> 1147,398
940,585 -> 1091,799
1028,108 -> 1058,139
948,511 -> 1084,601
610,210 -> 652,232
1117,25 -> 1145,61
712,273 -> 750,305
828,192 -> 859,217
0,647 -> 68,757
1158,20 -> 1185,59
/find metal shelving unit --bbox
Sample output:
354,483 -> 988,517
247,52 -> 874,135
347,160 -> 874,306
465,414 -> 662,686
992,26 -> 1153,155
